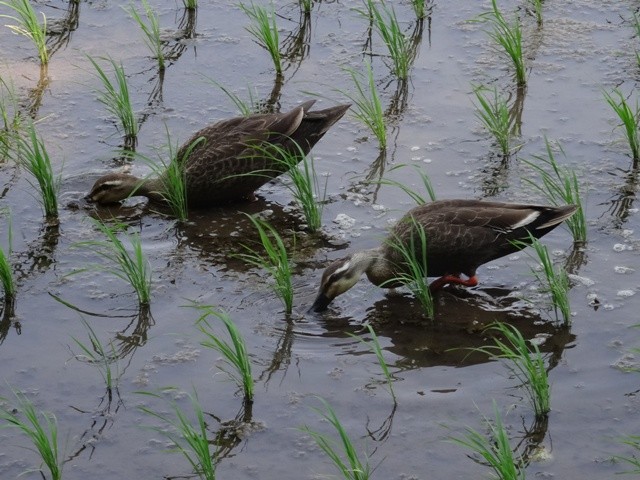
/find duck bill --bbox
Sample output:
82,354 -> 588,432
310,292 -> 332,312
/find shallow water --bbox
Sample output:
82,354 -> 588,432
1,0 -> 640,478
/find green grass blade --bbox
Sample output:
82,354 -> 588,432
383,215 -> 434,318
603,88 -> 640,161
348,324 -> 396,401
87,55 -> 139,144
240,1 -> 282,76
301,397 -> 373,480
127,0 -> 165,70
236,214 -> 294,313
521,138 -> 586,244
0,387 -> 62,480
338,62 -> 386,149
137,388 -> 217,480
0,0 -> 48,64
450,401 -> 525,480
195,305 -> 254,401
13,122 -> 59,219
72,219 -> 152,306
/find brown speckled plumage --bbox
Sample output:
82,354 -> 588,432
312,199 -> 578,311
86,100 -> 350,207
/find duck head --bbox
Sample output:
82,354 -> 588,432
85,173 -> 143,204
311,250 -> 379,312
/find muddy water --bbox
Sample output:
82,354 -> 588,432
1,0 -> 640,478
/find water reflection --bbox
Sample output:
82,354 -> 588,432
462,410 -> 550,474
313,288 -> 575,371
173,199 -> 328,271
259,315 -> 296,387
256,73 -> 284,114
479,151 -> 511,197
366,401 -> 397,444
604,166 -> 640,228
515,413 -> 549,468
0,222 -> 58,346
206,398 -> 260,463
564,242 -> 588,275
84,191 -> 330,273
383,78 -> 411,125
0,296 -> 19,345
25,65 -> 50,119
58,305 -> 148,460
115,304 -> 155,359
136,6 -> 198,134
508,84 -> 527,137
52,294 -> 155,362
67,385 -> 123,462
63,310 -> 146,462
14,222 -> 59,277
280,3 -> 312,77
46,0 -> 80,58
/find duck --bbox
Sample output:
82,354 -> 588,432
85,100 -> 350,207
311,199 -> 578,312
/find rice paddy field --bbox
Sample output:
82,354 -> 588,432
1,0 -> 640,478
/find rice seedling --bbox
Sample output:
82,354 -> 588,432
73,219 -> 152,306
240,2 -> 282,78
603,88 -> 639,162
0,75 -> 21,160
137,388 -> 217,480
14,122 -> 59,219
195,305 -> 254,402
348,323 -> 396,402
360,0 -> 412,80
0,387 -> 62,480
0,243 -> 14,302
384,215 -> 434,318
0,0 -> 48,65
87,55 -> 138,147
139,126 -> 205,221
252,140 -> 325,232
410,0 -> 428,20
339,63 -> 386,149
633,12 -> 640,68
299,0 -> 312,15
472,84 -> 516,157
127,0 -> 166,71
379,163 -> 436,205
0,214 -> 15,304
206,78 -> 257,116
526,0 -> 543,26
474,322 -> 550,417
522,138 -> 586,244
71,319 -> 121,393
617,435 -> 640,474
285,152 -> 326,233
236,214 -> 294,314
517,234 -> 571,325
300,397 -> 373,480
181,0 -> 197,10
450,401 -> 525,480
477,0 -> 526,86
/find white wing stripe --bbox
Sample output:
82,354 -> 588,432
510,211 -> 540,230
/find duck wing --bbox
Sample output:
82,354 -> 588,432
174,104 -> 314,206
386,200 -> 577,277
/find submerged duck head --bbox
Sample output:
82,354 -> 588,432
85,173 -> 145,204
311,251 -> 379,312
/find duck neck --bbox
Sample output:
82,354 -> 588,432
135,177 -> 165,202
352,248 -> 394,287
